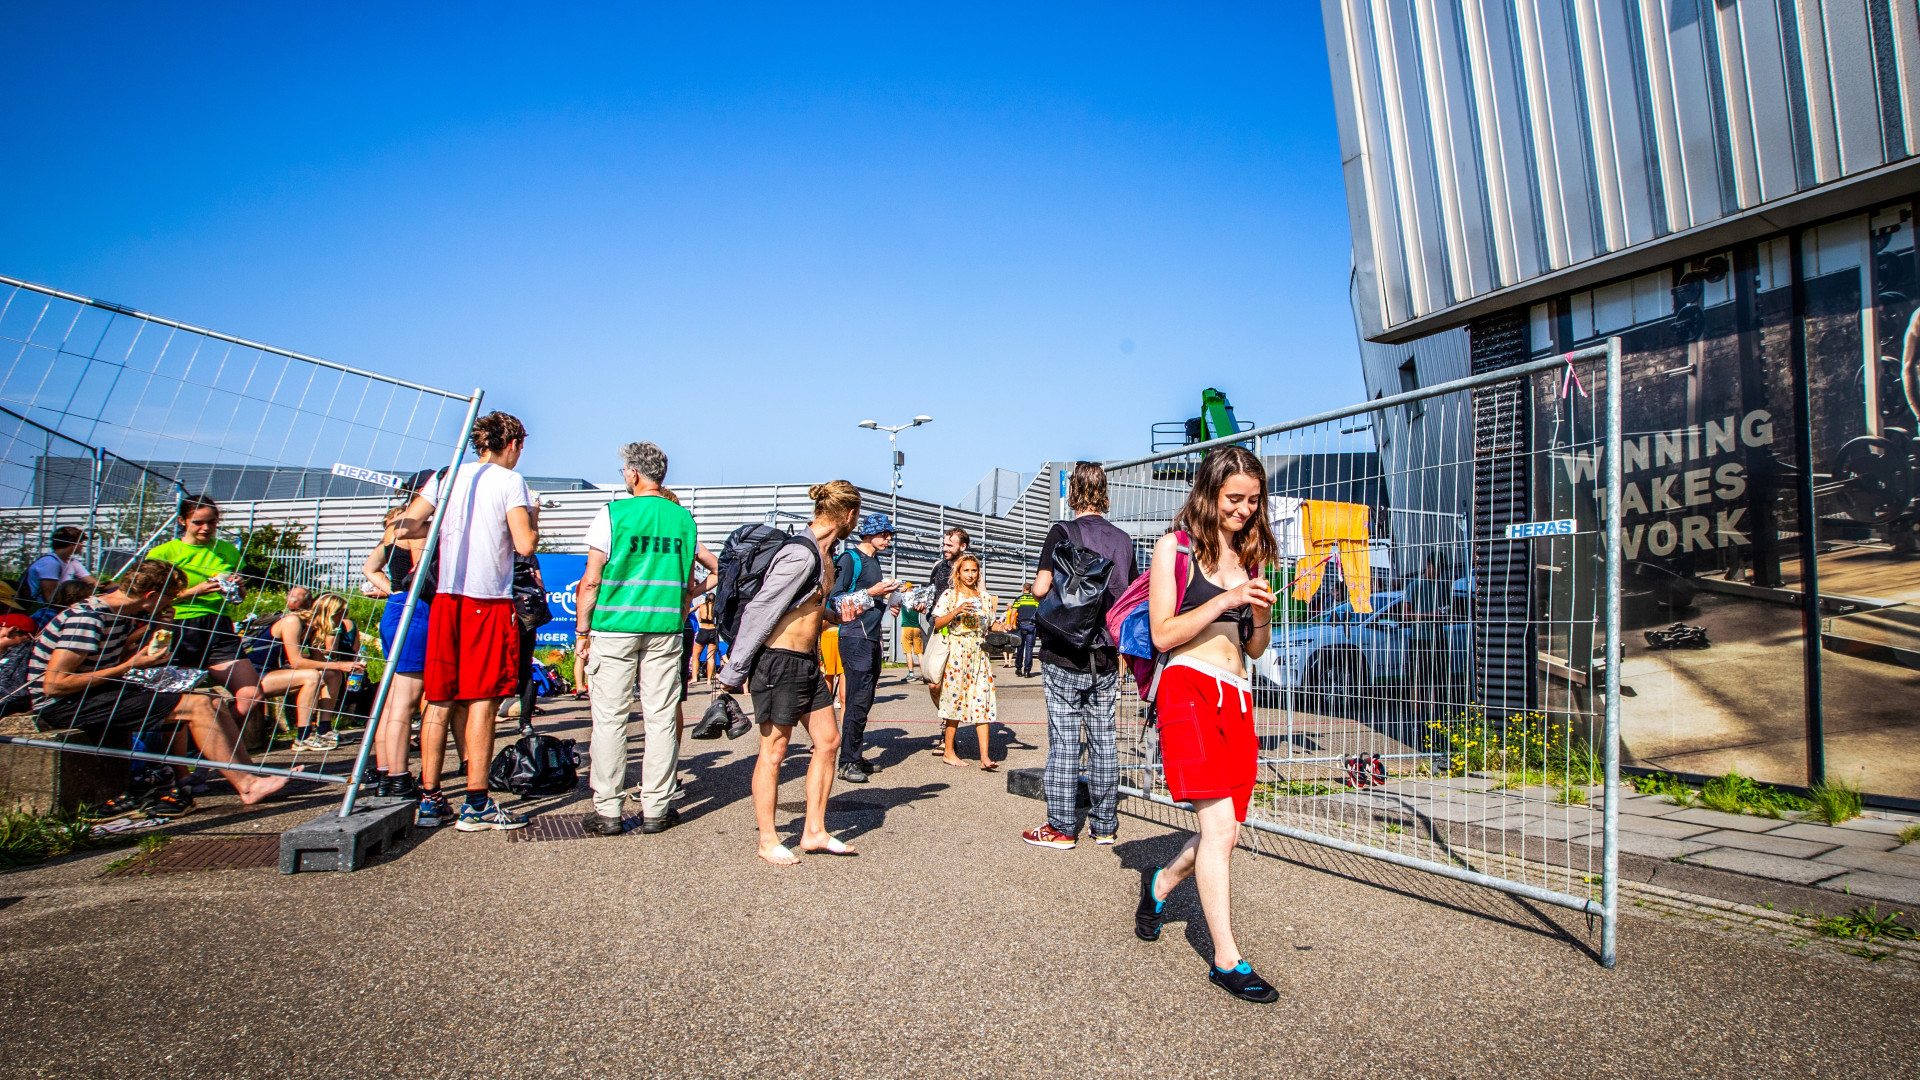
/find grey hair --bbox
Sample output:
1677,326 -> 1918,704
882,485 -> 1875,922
620,441 -> 668,483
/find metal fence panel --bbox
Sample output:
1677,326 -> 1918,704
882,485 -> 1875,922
1101,341 -> 1623,964
0,273 -> 478,806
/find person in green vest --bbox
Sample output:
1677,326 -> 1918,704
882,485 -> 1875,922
575,440 -> 700,836
148,494 -> 265,728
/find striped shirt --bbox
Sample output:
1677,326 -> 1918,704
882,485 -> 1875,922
27,597 -> 141,707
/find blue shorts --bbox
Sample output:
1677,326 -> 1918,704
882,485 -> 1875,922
380,594 -> 431,675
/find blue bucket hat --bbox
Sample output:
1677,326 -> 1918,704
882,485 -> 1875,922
855,512 -> 895,538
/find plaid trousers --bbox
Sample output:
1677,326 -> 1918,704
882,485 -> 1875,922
1041,663 -> 1120,837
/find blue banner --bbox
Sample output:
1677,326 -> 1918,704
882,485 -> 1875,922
532,553 -> 588,649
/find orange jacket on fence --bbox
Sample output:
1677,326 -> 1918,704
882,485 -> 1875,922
1290,500 -> 1373,613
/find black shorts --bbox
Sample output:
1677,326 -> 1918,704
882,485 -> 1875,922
36,685 -> 183,735
172,613 -> 244,668
695,628 -> 718,645
748,648 -> 831,728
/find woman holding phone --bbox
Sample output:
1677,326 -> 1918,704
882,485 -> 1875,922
1133,445 -> 1280,1004
931,553 -> 998,770
149,494 -> 264,726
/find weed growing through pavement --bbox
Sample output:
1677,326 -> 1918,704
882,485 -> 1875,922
1554,783 -> 1588,806
1255,779 -> 1339,800
1382,822 -> 1403,835
0,807 -> 127,869
103,833 -> 172,874
1813,904 -> 1917,943
1899,823 -> 1920,846
1803,776 -> 1864,825
1629,771 -> 1810,818
1428,708 -> 1599,789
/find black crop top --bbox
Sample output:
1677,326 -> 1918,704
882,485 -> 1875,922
1177,565 -> 1248,625
385,543 -> 415,590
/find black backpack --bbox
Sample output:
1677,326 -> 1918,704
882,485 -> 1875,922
1035,519 -> 1116,656
487,733 -> 580,797
713,524 -> 817,643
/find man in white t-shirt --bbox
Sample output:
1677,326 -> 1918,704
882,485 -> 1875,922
395,411 -> 538,831
20,527 -> 96,616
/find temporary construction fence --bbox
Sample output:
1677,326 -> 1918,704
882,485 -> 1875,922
1103,339 -> 1625,966
0,273 -> 478,812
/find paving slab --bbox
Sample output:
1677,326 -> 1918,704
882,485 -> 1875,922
1614,834 -> 1714,861
1532,814 -> 1599,842
1687,829 -> 1840,860
1815,871 -> 1920,906
1616,815 -> 1719,840
1766,822 -> 1903,850
1611,795 -> 1687,818
1808,846 -> 1920,880
1664,807 -> 1784,833
1831,816 -> 1920,838
1680,847 -> 1852,886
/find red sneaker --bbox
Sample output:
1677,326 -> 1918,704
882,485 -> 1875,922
1022,824 -> 1077,849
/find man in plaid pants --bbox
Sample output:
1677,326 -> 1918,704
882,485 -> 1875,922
1022,462 -> 1137,849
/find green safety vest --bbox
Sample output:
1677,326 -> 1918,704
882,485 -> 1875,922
592,496 -> 698,635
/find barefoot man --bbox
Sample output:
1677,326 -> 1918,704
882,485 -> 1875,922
716,480 -> 863,865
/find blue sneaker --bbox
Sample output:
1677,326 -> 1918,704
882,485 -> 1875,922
455,797 -> 527,832
415,790 -> 451,828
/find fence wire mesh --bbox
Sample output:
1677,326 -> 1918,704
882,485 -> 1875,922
1103,344 -> 1621,955
0,274 -> 477,802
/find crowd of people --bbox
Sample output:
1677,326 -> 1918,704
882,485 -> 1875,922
0,411 -> 1288,1004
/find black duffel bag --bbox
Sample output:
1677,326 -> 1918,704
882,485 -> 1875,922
488,733 -> 580,797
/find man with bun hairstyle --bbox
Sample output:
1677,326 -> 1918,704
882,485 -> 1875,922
718,480 -> 863,865
395,410 -> 538,831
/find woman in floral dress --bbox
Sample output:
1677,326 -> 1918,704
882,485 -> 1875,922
932,553 -> 998,770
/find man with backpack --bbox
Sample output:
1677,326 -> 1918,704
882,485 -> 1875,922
827,513 -> 904,783
1022,462 -> 1137,850
574,441 -> 700,836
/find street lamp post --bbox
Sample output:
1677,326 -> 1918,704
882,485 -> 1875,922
858,415 -> 932,662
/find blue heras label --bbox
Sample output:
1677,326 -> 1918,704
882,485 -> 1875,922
1504,519 -> 1577,539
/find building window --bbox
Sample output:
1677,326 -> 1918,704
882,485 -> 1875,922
1399,357 -> 1422,417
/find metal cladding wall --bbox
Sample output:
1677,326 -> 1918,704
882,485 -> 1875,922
1326,0 -> 1920,343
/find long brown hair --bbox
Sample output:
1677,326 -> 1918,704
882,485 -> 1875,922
1174,446 -> 1277,576
950,552 -> 983,597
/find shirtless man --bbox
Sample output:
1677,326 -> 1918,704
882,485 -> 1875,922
717,480 -> 863,865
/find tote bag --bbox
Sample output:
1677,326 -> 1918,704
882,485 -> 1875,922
921,623 -> 950,685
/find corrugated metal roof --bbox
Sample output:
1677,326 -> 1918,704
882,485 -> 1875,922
1326,0 -> 1920,342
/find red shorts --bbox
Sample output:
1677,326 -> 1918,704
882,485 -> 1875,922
1157,661 -> 1257,822
423,595 -> 519,704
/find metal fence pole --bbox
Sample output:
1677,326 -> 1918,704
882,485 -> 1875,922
339,388 -> 485,817
1601,335 -> 1623,968
85,447 -> 103,566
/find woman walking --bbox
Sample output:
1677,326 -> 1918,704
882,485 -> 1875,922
931,553 -> 998,770
1134,445 -> 1279,1004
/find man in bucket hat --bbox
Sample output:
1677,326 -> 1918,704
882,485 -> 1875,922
827,512 -> 903,783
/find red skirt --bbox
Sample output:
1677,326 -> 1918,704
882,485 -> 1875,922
1157,659 -> 1257,822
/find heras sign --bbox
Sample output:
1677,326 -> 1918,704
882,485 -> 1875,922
1504,519 -> 1577,539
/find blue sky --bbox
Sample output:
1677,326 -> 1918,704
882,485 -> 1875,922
0,2 -> 1360,500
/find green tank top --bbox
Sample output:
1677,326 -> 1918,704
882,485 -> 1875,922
592,496 -> 698,635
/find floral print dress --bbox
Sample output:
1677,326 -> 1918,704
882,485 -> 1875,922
934,589 -> 997,725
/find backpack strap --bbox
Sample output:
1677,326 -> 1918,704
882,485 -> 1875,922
1145,530 -> 1196,706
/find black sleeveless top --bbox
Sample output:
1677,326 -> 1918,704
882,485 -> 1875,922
1178,563 -> 1249,625
385,543 -> 416,590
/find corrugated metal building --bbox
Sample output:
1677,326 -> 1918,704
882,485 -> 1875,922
1324,0 -> 1920,805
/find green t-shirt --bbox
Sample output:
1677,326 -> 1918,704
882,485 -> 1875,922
148,538 -> 244,620
591,495 -> 698,635
901,607 -> 920,629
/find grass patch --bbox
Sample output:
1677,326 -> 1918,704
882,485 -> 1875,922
1813,904 -> 1917,943
1381,822 -> 1403,835
1554,783 -> 1589,806
103,833 -> 173,874
1897,823 -> 1920,846
1256,779 -> 1339,799
0,806 -> 126,869
1631,772 -> 1698,807
1803,776 -> 1864,825
1427,709 -> 1600,785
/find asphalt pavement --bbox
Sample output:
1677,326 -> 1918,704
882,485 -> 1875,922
0,671 -> 1912,1079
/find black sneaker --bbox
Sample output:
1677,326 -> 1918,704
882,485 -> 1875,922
148,785 -> 195,819
690,696 -> 729,740
582,812 -> 625,836
1135,868 -> 1167,942
1208,961 -> 1280,1004
719,694 -> 754,740
837,762 -> 869,784
640,809 -> 680,834
85,791 -> 153,820
377,772 -> 421,800
854,757 -> 877,774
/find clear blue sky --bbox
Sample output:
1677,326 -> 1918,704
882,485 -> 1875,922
0,2 -> 1361,501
